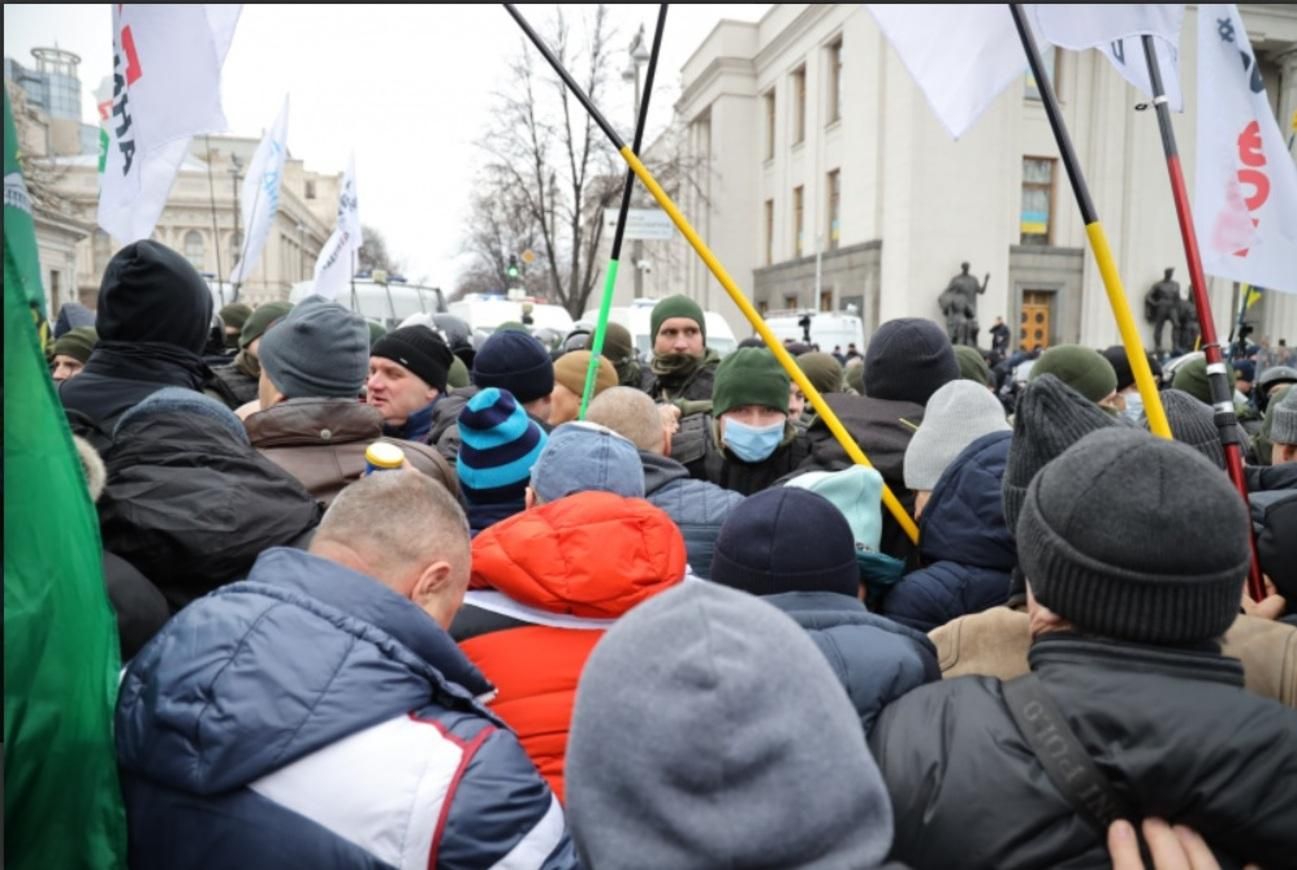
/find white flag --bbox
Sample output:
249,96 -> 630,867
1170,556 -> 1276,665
312,155 -> 361,300
1195,5 -> 1297,294
866,5 -> 1034,140
229,97 -> 289,286
98,5 -> 241,242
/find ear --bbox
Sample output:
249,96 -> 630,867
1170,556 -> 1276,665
409,559 -> 456,627
1026,583 -> 1067,638
525,486 -> 536,511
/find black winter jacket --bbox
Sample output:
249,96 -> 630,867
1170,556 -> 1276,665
99,411 -> 323,611
1246,463 -> 1297,606
870,633 -> 1297,869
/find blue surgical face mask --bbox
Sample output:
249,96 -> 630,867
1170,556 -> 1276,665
723,417 -> 785,463
1121,389 -> 1144,424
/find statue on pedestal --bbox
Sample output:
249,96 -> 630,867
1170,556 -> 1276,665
1144,267 -> 1182,353
938,262 -> 990,347
1176,297 -> 1200,354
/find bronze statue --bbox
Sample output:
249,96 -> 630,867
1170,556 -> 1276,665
1176,297 -> 1199,354
1144,267 -> 1182,353
938,262 -> 990,347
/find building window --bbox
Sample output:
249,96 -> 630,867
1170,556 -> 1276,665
1025,46 -> 1060,101
793,186 -> 804,258
49,269 -> 61,311
305,180 -> 316,199
792,65 -> 807,145
785,293 -> 799,310
757,300 -> 769,316
184,230 -> 205,270
764,199 -> 774,266
827,169 -> 841,252
763,90 -> 776,161
820,290 -> 833,312
827,39 -> 843,125
1021,157 -> 1055,245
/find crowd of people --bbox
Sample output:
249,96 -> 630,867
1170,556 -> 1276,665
38,238 -> 1297,867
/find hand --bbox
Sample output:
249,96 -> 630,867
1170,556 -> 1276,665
1108,819 -> 1220,870
1242,576 -> 1287,621
658,402 -> 681,436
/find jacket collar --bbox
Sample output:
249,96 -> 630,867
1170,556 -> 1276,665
383,396 -> 440,442
1028,632 -> 1244,688
641,450 -> 689,494
246,548 -> 493,698
245,398 -> 382,447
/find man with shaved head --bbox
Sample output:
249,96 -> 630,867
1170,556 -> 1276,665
587,386 -> 745,578
116,472 -> 577,868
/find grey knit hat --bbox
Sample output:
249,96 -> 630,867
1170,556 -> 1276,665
1002,374 -> 1118,534
566,581 -> 894,869
259,295 -> 369,399
1019,429 -> 1249,645
905,379 -> 1009,491
1271,385 -> 1297,446
1156,389 -> 1225,469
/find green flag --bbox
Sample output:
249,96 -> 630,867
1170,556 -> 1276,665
5,90 -> 47,316
4,242 -> 127,863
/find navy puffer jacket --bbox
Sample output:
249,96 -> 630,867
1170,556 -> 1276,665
642,450 -> 745,578
883,431 -> 1015,633
765,590 -> 940,732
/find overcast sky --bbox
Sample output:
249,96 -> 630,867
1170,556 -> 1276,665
4,4 -> 770,288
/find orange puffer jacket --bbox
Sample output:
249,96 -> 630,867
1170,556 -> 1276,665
454,491 -> 686,801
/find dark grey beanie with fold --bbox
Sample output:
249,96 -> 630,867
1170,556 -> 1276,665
1002,374 -> 1118,534
1019,428 -> 1249,645
1156,389 -> 1225,470
259,295 -> 369,399
566,581 -> 894,870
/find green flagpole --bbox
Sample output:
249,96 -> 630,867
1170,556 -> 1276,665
578,5 -> 668,419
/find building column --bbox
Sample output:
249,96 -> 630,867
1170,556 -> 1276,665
1275,47 -> 1297,149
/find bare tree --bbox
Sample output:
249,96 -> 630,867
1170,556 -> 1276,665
358,224 -> 404,275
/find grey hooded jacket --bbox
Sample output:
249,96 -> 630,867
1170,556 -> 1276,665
641,450 -> 745,578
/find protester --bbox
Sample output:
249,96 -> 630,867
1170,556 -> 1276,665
1154,389 -> 1226,469
243,296 -> 456,504
797,318 -> 958,559
638,294 -> 720,403
59,240 -> 215,449
1101,345 -> 1162,422
455,386 -> 548,535
454,473 -> 685,799
367,325 -> 455,442
872,429 -> 1297,868
565,581 -> 895,869
585,386 -> 745,579
218,302 -> 252,350
1234,358 -> 1256,406
953,344 -> 994,389
549,350 -> 617,425
710,487 -> 939,731
671,347 -> 809,495
792,350 -> 844,423
210,300 -> 292,409
600,321 -> 641,387
116,473 -> 577,868
52,299 -> 95,339
432,330 -> 555,458
1256,365 -> 1297,413
73,434 -> 170,662
1249,386 -> 1297,615
882,381 -> 1014,631
1028,344 -> 1119,410
49,326 -> 97,383
98,388 -> 322,612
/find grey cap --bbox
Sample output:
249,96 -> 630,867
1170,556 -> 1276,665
1019,429 -> 1249,645
904,379 -> 1010,490
566,581 -> 894,870
1257,365 -> 1297,393
1271,385 -> 1297,446
529,421 -> 645,503
1156,389 -> 1225,469
259,295 -> 369,399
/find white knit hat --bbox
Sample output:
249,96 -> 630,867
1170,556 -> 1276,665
904,380 -> 1010,491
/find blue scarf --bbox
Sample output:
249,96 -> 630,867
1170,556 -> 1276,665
383,396 -> 440,443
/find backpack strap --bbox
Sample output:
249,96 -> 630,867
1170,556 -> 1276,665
1001,673 -> 1132,833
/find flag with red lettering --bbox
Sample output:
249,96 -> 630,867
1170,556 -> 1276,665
98,5 -> 241,242
1195,4 -> 1297,294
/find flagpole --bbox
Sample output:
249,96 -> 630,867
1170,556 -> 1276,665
1139,35 -> 1263,600
204,135 -> 226,304
578,5 -> 668,421
504,2 -> 921,545
1007,5 -> 1171,443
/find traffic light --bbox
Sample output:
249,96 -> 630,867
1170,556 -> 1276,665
507,255 -> 520,280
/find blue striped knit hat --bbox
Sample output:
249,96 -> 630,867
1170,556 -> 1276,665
456,387 -> 548,505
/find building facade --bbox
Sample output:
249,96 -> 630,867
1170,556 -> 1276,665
667,4 -> 1297,352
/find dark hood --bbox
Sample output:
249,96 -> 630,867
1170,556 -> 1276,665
641,449 -> 691,494
96,240 -> 213,352
920,430 -> 1016,570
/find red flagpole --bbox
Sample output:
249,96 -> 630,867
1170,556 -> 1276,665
1141,35 -> 1264,601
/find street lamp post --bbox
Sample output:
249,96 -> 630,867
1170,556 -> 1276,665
229,153 -> 243,299
623,23 -> 650,299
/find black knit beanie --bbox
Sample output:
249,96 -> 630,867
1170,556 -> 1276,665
371,326 -> 454,393
864,318 -> 959,406
1002,374 -> 1118,534
1102,346 -> 1161,393
711,488 -> 859,598
471,330 -> 555,404
1019,428 -> 1249,645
